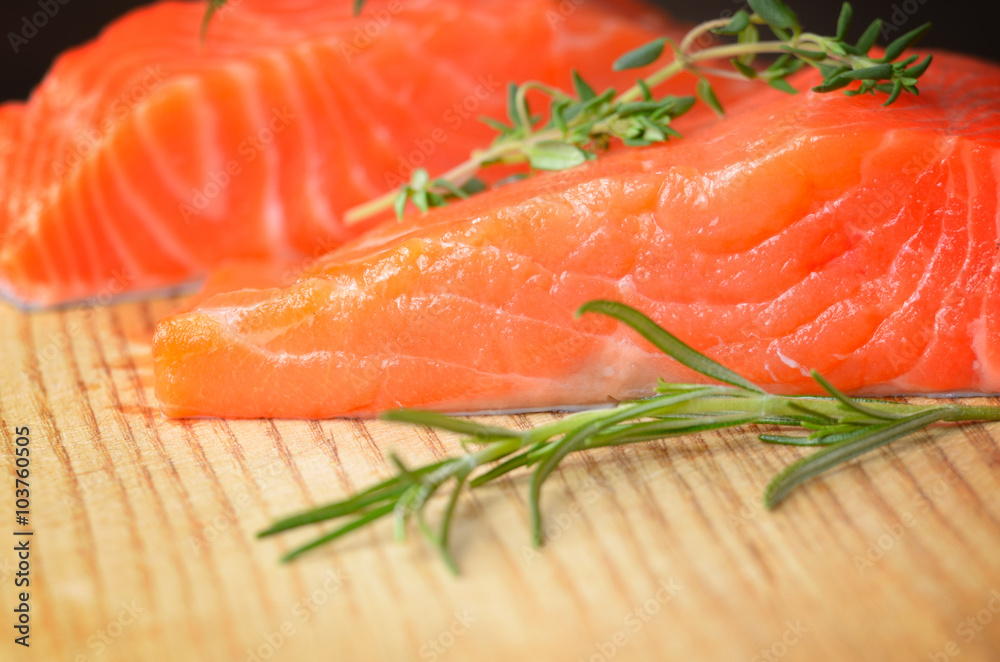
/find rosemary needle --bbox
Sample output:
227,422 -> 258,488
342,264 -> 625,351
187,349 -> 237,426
259,301 -> 1000,572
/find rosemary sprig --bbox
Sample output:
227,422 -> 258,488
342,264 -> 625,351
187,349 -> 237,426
343,0 -> 932,224
259,301 -> 1000,571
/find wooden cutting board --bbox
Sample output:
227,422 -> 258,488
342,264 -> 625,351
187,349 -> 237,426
2,297 -> 999,662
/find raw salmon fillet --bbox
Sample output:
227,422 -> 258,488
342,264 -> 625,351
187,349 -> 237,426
154,51 -> 1000,419
0,0 -> 696,306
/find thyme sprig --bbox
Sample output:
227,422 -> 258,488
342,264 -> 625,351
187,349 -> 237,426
342,0 -> 932,224
259,301 -> 1000,572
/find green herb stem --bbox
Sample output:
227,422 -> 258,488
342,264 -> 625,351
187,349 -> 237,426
678,18 -> 731,54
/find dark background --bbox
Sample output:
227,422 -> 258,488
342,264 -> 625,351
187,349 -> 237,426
0,0 -> 998,101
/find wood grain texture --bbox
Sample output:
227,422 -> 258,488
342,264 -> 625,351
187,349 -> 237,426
1,298 -> 999,661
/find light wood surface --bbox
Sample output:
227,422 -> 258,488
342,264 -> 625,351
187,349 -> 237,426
2,297 -> 999,662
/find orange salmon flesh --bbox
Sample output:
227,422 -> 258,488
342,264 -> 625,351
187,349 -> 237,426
153,51 -> 1000,418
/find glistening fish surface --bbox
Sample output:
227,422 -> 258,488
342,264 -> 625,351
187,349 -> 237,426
153,51 -> 1000,418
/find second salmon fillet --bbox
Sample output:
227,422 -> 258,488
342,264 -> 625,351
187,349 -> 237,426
0,0 -> 686,306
